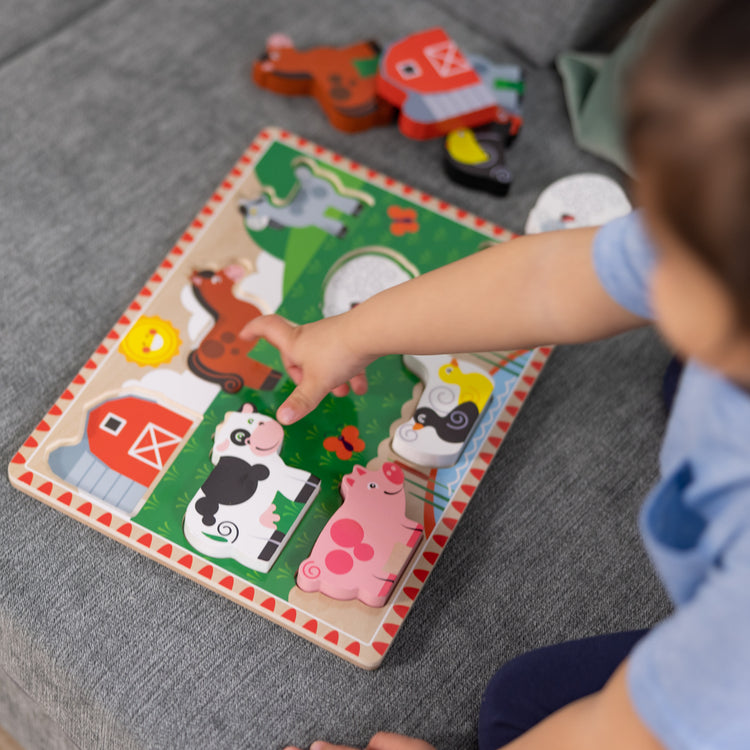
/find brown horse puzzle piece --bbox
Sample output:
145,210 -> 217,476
253,33 -> 394,132
187,263 -> 282,393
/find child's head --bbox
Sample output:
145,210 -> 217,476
624,0 -> 750,383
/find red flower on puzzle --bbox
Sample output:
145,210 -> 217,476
323,426 -> 366,460
387,205 -> 419,236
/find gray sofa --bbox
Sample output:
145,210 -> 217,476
0,1 -> 670,748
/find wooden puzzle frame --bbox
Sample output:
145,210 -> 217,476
8,128 -> 551,669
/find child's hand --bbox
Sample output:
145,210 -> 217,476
283,732 -> 436,750
240,314 -> 371,425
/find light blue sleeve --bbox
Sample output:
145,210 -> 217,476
628,499 -> 750,749
592,210 -> 656,320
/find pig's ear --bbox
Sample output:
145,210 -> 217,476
354,465 -> 367,476
344,475 -> 356,487
242,403 -> 255,414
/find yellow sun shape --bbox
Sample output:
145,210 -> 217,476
119,316 -> 182,367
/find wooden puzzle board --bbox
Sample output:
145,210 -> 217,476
8,128 -> 551,669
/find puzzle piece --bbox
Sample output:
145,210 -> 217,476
296,462 -> 422,607
239,163 -> 365,239
185,263 -> 282,393
392,354 -> 494,467
183,404 -> 320,573
48,395 -> 194,514
467,54 -> 524,122
253,33 -> 394,132
443,122 -> 514,196
376,27 -> 500,140
524,173 -> 632,234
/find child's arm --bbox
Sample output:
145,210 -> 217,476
241,226 -> 648,424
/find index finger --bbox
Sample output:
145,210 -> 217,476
239,314 -> 296,349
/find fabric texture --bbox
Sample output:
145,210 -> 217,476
556,0 -> 682,173
427,0 -> 653,67
593,211 -> 750,749
478,630 -> 648,749
0,1 -> 671,748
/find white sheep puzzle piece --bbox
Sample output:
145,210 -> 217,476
183,404 -> 320,573
392,354 -> 494,468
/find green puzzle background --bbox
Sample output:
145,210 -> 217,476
133,139 -> 497,600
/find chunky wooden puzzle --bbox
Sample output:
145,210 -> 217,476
8,128 -> 551,669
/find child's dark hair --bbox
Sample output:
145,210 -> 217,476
625,0 -> 750,328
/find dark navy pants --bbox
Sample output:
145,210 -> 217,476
478,630 -> 649,750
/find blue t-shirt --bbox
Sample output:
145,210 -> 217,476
593,211 -> 750,750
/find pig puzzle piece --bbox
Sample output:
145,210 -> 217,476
376,27 -> 500,140
392,354 -> 494,467
183,404 -> 320,573
296,463 -> 423,607
253,33 -> 394,133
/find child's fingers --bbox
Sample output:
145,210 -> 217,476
277,380 -> 329,425
366,733 -> 435,750
349,371 -> 368,395
239,313 -> 296,347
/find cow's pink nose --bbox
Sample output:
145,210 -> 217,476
382,462 -> 403,485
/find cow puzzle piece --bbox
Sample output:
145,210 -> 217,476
183,404 -> 320,573
392,354 -> 494,468
186,264 -> 282,393
376,27 -> 500,140
296,462 -> 423,607
253,33 -> 394,133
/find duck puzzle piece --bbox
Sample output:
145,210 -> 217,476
253,33 -> 394,133
186,264 -> 282,394
443,123 -> 514,196
296,462 -> 422,607
392,354 -> 494,467
183,404 -> 320,573
441,54 -> 524,195
376,27 -> 499,140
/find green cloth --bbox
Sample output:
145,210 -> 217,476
556,0 -> 682,175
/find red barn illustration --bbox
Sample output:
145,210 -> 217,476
376,28 -> 499,139
49,395 -> 194,514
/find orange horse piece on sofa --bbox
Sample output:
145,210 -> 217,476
253,33 -> 394,132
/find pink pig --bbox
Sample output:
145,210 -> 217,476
297,462 -> 423,607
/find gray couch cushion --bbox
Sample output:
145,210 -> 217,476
0,0 -> 671,747
0,0 -> 103,63
429,0 -> 654,66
